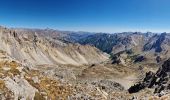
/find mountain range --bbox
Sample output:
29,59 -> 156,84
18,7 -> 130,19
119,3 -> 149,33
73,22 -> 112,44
0,26 -> 170,99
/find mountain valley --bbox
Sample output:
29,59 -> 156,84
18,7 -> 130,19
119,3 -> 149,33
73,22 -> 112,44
0,26 -> 170,99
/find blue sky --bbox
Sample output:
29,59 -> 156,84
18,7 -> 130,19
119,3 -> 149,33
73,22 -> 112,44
0,0 -> 170,33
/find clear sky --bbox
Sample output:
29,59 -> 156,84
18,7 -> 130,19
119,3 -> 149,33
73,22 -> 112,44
0,0 -> 170,33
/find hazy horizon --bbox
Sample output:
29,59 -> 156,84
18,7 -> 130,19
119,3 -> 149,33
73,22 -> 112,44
1,0 -> 170,33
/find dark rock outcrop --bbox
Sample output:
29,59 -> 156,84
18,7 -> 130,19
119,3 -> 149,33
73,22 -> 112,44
156,56 -> 161,63
129,58 -> 170,94
111,55 -> 121,64
134,55 -> 146,63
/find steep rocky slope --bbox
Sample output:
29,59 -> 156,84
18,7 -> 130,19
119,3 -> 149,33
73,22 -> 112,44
0,27 -> 109,66
78,32 -> 151,54
78,32 -> 170,65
